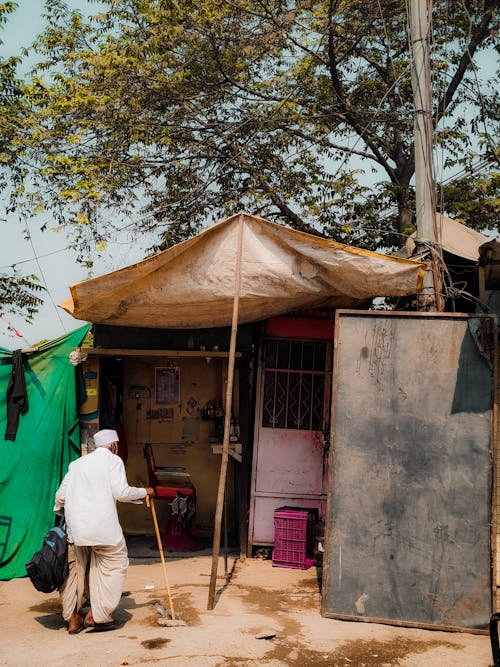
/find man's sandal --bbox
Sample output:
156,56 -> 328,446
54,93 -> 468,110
83,611 -> 94,628
68,620 -> 84,634
88,621 -> 118,632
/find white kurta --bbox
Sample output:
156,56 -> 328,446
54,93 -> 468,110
54,447 -> 146,546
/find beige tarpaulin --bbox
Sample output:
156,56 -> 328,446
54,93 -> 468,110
61,213 -> 425,328
402,213 -> 489,262
435,214 -> 489,261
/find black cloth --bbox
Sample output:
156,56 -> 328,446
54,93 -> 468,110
5,349 -> 28,441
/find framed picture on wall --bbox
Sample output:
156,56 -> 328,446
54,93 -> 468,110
155,366 -> 180,404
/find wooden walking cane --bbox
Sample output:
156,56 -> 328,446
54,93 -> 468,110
146,494 -> 176,621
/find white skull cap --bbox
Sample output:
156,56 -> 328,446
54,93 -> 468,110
94,429 -> 119,447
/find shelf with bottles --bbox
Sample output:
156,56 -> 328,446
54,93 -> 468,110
214,414 -> 240,443
229,415 -> 240,442
201,400 -> 240,444
200,400 -> 224,420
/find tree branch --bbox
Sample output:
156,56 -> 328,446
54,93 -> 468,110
327,1 -> 397,182
293,126 -> 382,162
237,153 -> 323,235
434,0 -> 499,127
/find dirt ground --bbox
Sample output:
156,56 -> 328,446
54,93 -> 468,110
0,539 -> 494,667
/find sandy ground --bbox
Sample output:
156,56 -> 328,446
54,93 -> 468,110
0,540 -> 494,667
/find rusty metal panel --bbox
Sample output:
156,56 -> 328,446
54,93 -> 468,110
322,312 -> 494,631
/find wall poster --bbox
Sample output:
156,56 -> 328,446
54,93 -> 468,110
155,366 -> 180,405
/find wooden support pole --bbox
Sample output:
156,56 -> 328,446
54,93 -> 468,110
207,216 -> 244,610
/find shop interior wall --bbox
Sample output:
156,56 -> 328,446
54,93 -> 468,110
79,356 -> 100,454
117,356 -> 239,537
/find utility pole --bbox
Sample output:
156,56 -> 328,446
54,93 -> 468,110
409,0 -> 441,309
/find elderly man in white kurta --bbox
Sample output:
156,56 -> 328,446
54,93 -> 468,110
54,429 -> 153,633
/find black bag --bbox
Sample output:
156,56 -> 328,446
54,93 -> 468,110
25,518 -> 69,593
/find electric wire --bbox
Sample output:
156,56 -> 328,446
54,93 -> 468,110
0,245 -> 69,270
457,0 -> 500,165
25,224 -> 67,333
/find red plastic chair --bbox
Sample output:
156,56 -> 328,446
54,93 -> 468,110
143,443 -> 195,498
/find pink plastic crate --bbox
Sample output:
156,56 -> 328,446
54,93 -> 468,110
272,507 -> 316,570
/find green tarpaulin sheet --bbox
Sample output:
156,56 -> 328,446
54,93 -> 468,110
0,325 -> 90,580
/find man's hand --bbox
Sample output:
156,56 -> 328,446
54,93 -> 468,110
145,487 -> 155,497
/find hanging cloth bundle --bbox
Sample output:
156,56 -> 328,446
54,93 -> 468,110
5,349 -> 29,441
169,492 -> 196,529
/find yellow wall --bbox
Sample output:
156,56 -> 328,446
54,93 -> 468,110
117,355 -> 238,536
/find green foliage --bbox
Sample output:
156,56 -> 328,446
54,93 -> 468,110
440,171 -> 500,231
0,3 -> 46,320
0,272 -> 45,320
3,0 -> 500,260
0,2 -> 25,191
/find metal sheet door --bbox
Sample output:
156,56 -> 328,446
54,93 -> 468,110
322,311 -> 494,631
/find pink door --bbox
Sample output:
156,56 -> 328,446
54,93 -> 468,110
255,429 -> 325,496
249,336 -> 331,546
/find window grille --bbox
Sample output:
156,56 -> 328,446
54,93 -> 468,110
261,339 -> 331,430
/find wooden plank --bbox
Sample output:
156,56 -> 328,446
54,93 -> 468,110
211,444 -> 242,463
87,347 -> 241,358
321,612 -> 489,636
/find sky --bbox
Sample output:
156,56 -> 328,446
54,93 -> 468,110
0,1 -> 150,350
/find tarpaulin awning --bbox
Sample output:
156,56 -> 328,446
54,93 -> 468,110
400,213 -> 489,262
60,213 -> 425,328
435,214 -> 489,261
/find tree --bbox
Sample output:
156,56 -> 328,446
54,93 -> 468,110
0,2 -> 44,322
11,0 -> 500,254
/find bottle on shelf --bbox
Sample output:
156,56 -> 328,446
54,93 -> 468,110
230,415 -> 238,442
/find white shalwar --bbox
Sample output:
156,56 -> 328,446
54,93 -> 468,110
54,448 -> 146,623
